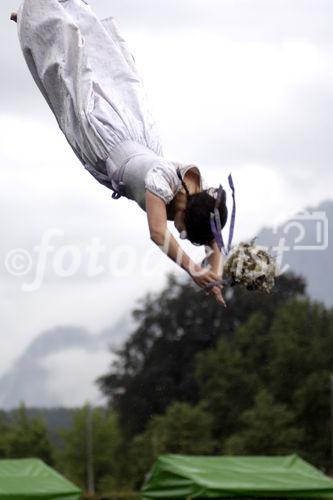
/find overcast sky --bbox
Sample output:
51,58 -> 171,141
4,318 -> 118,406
1,0 -> 332,403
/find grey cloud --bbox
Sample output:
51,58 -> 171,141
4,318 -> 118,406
90,0 -> 333,43
1,0 -> 333,376
167,80 -> 333,178
2,0 -> 333,112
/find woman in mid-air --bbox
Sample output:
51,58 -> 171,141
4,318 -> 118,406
11,0 -> 233,306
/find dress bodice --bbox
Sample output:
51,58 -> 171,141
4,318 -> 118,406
105,140 -> 207,216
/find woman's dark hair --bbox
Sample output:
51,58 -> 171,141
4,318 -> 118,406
182,181 -> 228,245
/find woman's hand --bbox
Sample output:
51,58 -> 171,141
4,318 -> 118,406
145,191 -> 226,306
188,264 -> 226,307
206,285 -> 226,307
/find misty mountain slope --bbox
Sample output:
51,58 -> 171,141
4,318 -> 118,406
5,407 -> 76,449
255,199 -> 332,307
0,200 -> 331,409
0,316 -> 134,409
0,327 -> 92,408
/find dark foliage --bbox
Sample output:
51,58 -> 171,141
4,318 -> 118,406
98,272 -> 306,437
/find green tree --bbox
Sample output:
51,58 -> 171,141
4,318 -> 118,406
97,268 -> 333,477
268,300 -> 332,403
267,299 -> 333,468
149,402 -> 214,455
0,411 -> 9,457
6,404 -> 54,464
56,405 -> 121,492
223,389 -> 303,454
195,298 -> 333,469
293,370 -> 331,466
99,272 -> 306,437
128,402 -> 214,488
196,312 -> 267,439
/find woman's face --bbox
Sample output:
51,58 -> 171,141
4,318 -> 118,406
173,209 -> 186,234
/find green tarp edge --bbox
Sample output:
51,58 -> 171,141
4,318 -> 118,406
141,454 -> 333,500
0,458 -> 81,500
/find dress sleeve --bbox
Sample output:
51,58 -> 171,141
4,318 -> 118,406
144,160 -> 180,204
179,164 -> 209,192
100,17 -> 138,75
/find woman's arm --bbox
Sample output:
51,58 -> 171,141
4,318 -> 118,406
205,241 -> 223,275
146,191 -> 225,304
205,240 -> 225,277
204,241 -> 226,306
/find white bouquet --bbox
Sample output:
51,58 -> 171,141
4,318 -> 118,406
223,239 -> 277,293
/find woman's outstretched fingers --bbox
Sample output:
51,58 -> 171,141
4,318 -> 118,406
190,265 -> 217,290
212,286 -> 227,307
10,12 -> 18,23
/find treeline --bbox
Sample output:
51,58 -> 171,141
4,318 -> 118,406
98,272 -> 333,487
0,405 -> 124,494
1,271 -> 333,496
0,406 -> 54,463
4,407 -> 76,448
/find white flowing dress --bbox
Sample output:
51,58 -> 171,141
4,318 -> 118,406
17,0 -> 207,212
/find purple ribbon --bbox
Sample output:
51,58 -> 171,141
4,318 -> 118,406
204,277 -> 233,289
209,173 -> 236,256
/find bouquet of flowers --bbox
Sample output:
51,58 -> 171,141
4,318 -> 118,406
223,239 -> 277,292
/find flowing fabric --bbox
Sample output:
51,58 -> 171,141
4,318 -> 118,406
17,0 -> 163,190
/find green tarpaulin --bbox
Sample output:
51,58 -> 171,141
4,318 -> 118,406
0,458 -> 81,499
141,454 -> 333,500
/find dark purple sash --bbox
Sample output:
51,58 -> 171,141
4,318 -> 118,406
209,173 -> 236,256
